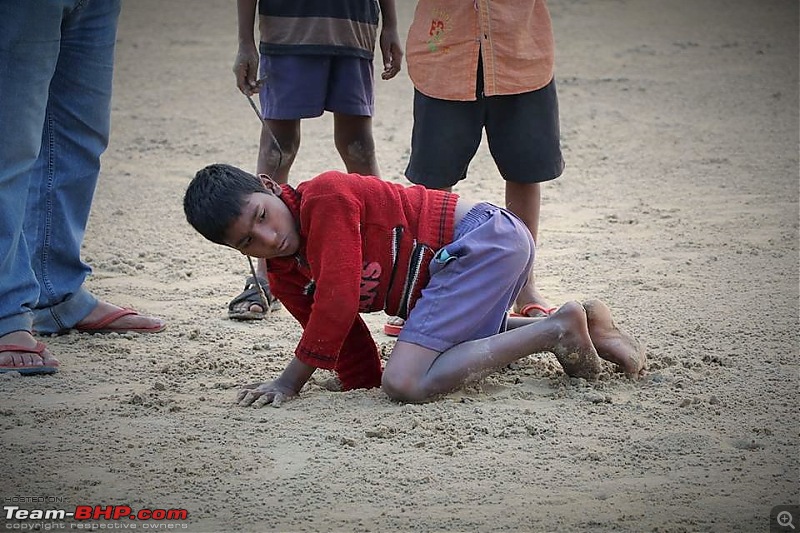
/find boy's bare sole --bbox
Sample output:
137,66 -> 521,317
584,299 -> 647,377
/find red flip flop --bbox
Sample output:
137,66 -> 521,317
383,318 -> 404,337
0,342 -> 59,375
510,303 -> 558,318
76,308 -> 166,334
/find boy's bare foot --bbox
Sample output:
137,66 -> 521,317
583,299 -> 646,378
0,331 -> 60,374
548,301 -> 603,379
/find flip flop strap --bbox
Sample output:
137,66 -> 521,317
0,341 -> 46,354
518,303 -> 557,316
77,308 -> 138,330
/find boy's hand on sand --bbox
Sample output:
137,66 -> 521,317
233,43 -> 260,96
236,381 -> 297,408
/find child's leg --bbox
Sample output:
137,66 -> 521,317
486,80 -> 564,317
230,53 -> 328,319
382,302 -> 602,403
385,203 -> 592,403
253,119 -> 300,282
327,56 -> 379,176
504,181 -> 551,315
257,119 -> 299,184
332,113 -> 379,176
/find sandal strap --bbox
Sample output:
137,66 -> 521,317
244,275 -> 269,291
229,276 -> 277,309
0,341 -> 47,355
518,303 -> 557,316
77,308 -> 138,330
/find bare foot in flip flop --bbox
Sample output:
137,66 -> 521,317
384,316 -> 404,336
513,302 -> 558,318
583,299 -> 647,378
514,287 -> 557,317
0,331 -> 60,375
75,300 -> 166,334
229,276 -> 281,321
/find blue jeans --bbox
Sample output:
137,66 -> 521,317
0,0 -> 121,336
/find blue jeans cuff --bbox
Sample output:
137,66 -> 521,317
32,287 -> 97,334
0,312 -> 35,338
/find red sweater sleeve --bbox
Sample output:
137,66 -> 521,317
295,192 -> 366,371
268,266 -> 381,390
333,316 -> 382,390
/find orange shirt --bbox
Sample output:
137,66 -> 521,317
406,0 -> 555,101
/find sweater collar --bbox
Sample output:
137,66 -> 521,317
278,183 -> 307,259
279,183 -> 301,223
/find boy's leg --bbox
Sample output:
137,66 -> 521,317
386,204 -> 544,401
486,79 -> 565,317
257,119 -> 299,184
504,181 -> 550,315
327,56 -> 379,176
332,114 -> 379,176
382,302 -> 602,403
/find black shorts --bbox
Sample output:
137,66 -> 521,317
405,78 -> 565,189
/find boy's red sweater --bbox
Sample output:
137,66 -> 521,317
266,171 -> 458,390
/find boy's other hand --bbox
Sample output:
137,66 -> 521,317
233,43 -> 260,95
236,380 -> 297,408
379,28 -> 403,80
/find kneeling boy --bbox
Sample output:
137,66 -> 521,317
183,164 -> 645,406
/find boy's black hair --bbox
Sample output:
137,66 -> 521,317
183,163 -> 268,245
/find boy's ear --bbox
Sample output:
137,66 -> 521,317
259,174 -> 282,196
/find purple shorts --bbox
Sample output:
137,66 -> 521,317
398,203 -> 535,353
258,49 -> 374,120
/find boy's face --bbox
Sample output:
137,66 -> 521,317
224,179 -> 300,259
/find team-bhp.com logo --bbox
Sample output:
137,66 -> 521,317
5,504 -> 188,524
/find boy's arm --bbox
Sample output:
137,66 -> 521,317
269,255 -> 382,392
234,0 -> 259,95
378,0 -> 403,79
295,193 -> 366,370
236,266 -> 316,408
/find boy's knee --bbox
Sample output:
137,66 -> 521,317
261,140 -> 296,161
381,370 -> 426,404
339,139 -> 375,166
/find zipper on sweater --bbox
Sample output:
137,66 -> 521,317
383,226 -> 403,308
397,241 -> 426,319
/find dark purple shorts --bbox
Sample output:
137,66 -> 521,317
398,203 -> 535,353
258,50 -> 374,120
